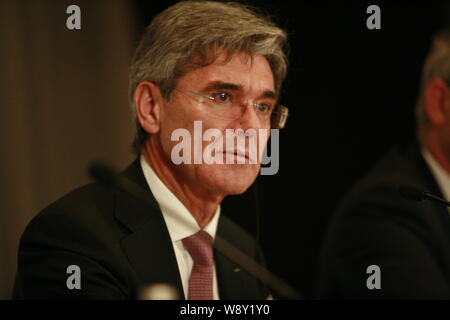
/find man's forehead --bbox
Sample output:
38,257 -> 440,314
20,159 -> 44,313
180,51 -> 275,93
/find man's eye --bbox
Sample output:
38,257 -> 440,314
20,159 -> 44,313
255,103 -> 271,113
213,92 -> 231,102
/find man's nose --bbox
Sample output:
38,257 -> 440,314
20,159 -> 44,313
235,103 -> 262,130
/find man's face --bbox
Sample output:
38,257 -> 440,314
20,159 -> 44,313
156,51 -> 275,196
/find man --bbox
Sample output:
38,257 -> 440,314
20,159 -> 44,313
12,1 -> 289,299
316,29 -> 450,299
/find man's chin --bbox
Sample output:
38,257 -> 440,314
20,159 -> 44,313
207,165 -> 259,195
209,180 -> 251,196
226,185 -> 251,195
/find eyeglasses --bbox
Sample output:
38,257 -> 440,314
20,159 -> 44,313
172,87 -> 289,129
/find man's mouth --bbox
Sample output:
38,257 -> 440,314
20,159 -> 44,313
223,150 -> 252,162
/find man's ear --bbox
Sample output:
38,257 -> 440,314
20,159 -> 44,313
424,78 -> 450,127
134,81 -> 164,135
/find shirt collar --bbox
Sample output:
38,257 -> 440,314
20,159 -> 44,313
140,155 -> 220,242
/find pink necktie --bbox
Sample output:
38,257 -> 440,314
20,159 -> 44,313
182,230 -> 214,300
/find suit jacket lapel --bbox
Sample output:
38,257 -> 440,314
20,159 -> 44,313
407,141 -> 445,198
215,248 -> 248,299
409,142 -> 450,246
114,158 -> 184,299
215,216 -> 265,299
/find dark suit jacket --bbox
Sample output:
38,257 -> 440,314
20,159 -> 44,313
13,158 -> 268,299
316,142 -> 450,299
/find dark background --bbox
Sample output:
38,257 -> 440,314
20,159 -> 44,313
134,0 -> 450,298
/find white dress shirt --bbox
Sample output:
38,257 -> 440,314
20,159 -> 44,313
422,148 -> 450,214
140,155 -> 221,300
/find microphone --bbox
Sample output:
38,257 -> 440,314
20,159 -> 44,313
398,185 -> 450,207
138,283 -> 180,300
89,162 -> 304,300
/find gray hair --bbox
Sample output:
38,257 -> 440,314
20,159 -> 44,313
128,0 -> 289,153
416,28 -> 450,137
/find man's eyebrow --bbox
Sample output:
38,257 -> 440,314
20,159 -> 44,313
261,90 -> 277,100
203,81 -> 242,92
203,81 -> 277,100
